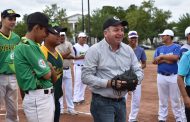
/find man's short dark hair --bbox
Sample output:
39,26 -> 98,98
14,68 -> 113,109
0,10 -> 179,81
27,12 -> 49,28
27,23 -> 42,32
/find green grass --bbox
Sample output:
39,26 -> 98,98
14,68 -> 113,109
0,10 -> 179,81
145,50 -> 155,63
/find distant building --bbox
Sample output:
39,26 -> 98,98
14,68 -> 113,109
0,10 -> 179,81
65,14 -> 97,46
65,14 -> 82,43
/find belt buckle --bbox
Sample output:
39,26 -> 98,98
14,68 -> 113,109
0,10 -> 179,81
63,67 -> 69,70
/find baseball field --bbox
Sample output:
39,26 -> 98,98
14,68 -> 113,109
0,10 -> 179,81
0,50 -> 178,122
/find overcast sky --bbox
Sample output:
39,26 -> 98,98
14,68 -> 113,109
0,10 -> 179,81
0,0 -> 190,22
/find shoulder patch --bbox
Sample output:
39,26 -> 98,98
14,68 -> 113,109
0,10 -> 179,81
38,59 -> 47,68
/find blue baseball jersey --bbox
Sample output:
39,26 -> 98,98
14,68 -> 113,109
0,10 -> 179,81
178,50 -> 190,86
134,46 -> 147,62
154,43 -> 181,74
179,44 -> 190,58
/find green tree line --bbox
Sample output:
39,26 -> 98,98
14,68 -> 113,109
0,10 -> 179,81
13,0 -> 190,45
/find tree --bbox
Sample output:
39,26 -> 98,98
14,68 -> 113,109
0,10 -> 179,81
43,4 -> 72,37
176,13 -> 190,38
125,0 -> 171,45
77,6 -> 127,41
14,14 -> 28,37
43,4 -> 67,25
125,4 -> 151,43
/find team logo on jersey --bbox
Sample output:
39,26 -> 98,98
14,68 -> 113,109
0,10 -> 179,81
38,59 -> 46,68
79,52 -> 85,56
10,52 -> 14,60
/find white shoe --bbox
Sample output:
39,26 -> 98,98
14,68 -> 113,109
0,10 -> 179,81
67,109 -> 78,115
60,109 -> 64,114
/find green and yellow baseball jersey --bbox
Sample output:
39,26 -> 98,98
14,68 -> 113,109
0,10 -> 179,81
0,32 -> 20,74
14,37 -> 53,91
40,45 -> 64,99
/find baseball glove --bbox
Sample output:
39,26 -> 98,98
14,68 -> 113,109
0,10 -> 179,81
111,68 -> 138,96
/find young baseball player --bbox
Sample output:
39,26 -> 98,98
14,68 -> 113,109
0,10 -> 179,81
177,26 -> 190,122
73,32 -> 89,104
56,31 -> 78,115
178,27 -> 190,121
14,12 -> 57,122
81,16 -> 143,122
40,26 -> 64,122
126,30 -> 147,122
0,9 -> 20,122
153,29 -> 183,122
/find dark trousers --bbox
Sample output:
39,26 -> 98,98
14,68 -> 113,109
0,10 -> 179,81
54,79 -> 63,122
185,86 -> 190,121
54,98 -> 60,122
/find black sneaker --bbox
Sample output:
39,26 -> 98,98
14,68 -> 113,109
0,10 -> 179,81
73,102 -> 80,106
79,100 -> 85,104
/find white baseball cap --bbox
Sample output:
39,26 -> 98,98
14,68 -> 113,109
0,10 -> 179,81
158,29 -> 174,37
78,32 -> 87,37
185,26 -> 190,37
60,32 -> 66,36
128,31 -> 138,38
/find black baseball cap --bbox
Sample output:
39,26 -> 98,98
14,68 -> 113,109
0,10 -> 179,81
53,26 -> 67,33
1,9 -> 20,18
27,12 -> 57,34
49,27 -> 59,35
103,16 -> 128,30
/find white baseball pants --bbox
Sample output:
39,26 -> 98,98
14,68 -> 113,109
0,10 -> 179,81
157,74 -> 182,121
0,74 -> 18,122
73,64 -> 86,102
59,68 -> 75,111
23,87 -> 55,122
126,84 -> 141,121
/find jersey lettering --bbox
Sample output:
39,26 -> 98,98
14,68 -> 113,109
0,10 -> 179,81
0,44 -> 15,51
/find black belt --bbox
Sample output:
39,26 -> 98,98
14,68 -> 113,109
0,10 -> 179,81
92,93 -> 124,102
77,64 -> 84,66
0,72 -> 13,75
159,72 -> 176,76
25,89 -> 54,94
63,67 -> 70,70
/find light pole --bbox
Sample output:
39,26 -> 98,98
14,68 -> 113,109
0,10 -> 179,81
82,0 -> 84,32
87,0 -> 91,45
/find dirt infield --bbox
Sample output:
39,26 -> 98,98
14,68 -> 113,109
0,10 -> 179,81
0,63 -> 177,122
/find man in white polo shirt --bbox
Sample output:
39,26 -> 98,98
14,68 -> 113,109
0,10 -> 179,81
73,32 -> 89,104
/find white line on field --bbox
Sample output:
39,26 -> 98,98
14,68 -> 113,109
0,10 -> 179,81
77,111 -> 91,115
